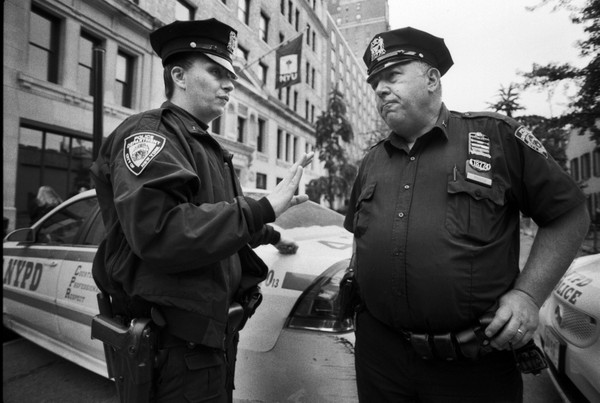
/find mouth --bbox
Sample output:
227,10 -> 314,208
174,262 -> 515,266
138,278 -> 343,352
217,95 -> 230,103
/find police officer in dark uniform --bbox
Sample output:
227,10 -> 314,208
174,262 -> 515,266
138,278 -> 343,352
90,18 -> 313,402
344,27 -> 590,402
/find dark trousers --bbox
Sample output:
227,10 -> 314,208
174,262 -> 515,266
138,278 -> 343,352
355,310 -> 523,403
153,332 -> 238,403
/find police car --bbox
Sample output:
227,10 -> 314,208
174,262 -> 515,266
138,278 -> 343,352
3,189 -> 357,402
537,253 -> 600,403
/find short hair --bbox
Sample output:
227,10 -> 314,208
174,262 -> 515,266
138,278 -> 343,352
163,53 -> 203,99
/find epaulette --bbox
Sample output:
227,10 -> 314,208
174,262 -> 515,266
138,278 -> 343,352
457,111 -> 513,124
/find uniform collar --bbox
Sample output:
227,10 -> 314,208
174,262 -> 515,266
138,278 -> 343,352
162,101 -> 210,133
383,103 -> 450,156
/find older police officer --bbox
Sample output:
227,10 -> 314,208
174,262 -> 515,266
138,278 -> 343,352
344,27 -> 589,402
91,19 -> 312,402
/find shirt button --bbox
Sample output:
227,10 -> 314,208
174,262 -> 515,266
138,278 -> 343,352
404,184 -> 410,190
410,156 -> 416,161
398,212 -> 405,218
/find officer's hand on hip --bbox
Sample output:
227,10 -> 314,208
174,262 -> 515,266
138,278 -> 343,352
484,289 -> 540,350
266,152 -> 314,217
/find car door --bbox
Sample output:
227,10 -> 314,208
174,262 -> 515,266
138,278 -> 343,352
55,197 -> 108,372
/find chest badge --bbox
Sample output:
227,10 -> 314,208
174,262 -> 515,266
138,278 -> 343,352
466,132 -> 493,187
123,132 -> 166,176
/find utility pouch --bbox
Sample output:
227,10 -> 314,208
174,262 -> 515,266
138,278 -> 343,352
92,293 -> 159,403
339,263 -> 362,319
511,340 -> 548,375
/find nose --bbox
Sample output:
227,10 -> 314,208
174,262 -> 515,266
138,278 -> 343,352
374,80 -> 390,98
222,78 -> 235,92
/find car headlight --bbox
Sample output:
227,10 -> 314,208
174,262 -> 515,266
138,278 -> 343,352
553,301 -> 599,348
286,260 -> 354,333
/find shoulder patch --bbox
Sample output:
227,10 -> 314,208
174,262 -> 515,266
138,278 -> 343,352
514,126 -> 548,158
123,132 -> 166,176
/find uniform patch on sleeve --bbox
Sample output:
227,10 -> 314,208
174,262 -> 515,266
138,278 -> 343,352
123,132 -> 166,176
514,126 -> 548,158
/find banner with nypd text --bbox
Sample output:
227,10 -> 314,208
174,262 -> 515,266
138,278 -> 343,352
275,34 -> 303,89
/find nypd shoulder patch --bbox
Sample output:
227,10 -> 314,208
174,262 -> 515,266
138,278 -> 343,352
123,132 -> 166,176
514,126 -> 548,158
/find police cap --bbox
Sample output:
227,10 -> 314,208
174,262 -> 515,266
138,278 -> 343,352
363,26 -> 453,83
150,18 -> 238,78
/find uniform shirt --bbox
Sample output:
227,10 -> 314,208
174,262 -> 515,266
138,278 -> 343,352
91,101 -> 278,347
344,104 -> 585,333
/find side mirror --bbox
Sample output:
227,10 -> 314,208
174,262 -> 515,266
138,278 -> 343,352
4,228 -> 35,243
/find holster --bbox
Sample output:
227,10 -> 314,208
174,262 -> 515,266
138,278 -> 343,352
92,293 -> 159,402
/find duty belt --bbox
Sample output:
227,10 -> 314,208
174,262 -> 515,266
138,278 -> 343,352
393,314 -> 496,361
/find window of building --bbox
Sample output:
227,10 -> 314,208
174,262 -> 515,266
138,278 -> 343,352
16,124 -> 93,228
311,67 -> 316,88
175,0 -> 194,20
593,148 -> 600,177
280,0 -> 285,14
256,173 -> 267,189
286,133 -> 291,161
312,31 -> 316,51
305,61 -> 310,83
237,116 -> 246,143
279,33 -> 285,43
257,118 -> 266,153
115,51 -> 134,108
306,25 -> 311,45
78,31 -> 103,97
288,1 -> 293,23
293,90 -> 298,111
211,116 -> 222,134
235,45 -> 249,63
295,9 -> 300,31
581,153 -> 591,180
570,158 -> 580,181
293,137 -> 298,162
258,62 -> 268,83
238,0 -> 250,25
29,6 -> 60,83
277,129 -> 284,159
259,12 -> 269,42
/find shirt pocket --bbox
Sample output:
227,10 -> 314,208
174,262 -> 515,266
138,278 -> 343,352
445,171 -> 506,244
353,182 -> 377,238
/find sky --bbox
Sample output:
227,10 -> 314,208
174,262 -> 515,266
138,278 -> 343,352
387,0 -> 590,118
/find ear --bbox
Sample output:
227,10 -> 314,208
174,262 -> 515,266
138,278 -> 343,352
426,67 -> 441,92
171,66 -> 186,90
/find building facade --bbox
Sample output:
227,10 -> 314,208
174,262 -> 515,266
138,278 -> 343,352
566,127 -> 600,222
327,0 -> 389,60
3,0 -> 382,231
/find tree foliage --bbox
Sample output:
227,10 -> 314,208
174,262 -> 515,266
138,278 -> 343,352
487,83 -> 525,117
306,87 -> 357,210
521,0 -> 600,143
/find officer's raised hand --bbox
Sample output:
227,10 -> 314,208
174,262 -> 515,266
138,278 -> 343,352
266,152 -> 314,218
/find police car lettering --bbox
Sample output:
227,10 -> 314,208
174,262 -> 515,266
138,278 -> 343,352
3,258 -> 43,291
515,126 -> 548,158
123,132 -> 166,176
64,264 -> 99,302
553,271 -> 592,305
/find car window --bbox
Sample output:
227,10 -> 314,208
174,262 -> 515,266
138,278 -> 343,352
37,197 -> 98,245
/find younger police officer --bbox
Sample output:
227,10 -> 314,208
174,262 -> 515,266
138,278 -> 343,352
91,19 -> 313,402
344,27 -> 590,402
